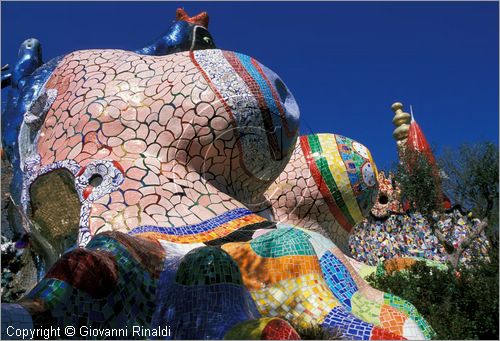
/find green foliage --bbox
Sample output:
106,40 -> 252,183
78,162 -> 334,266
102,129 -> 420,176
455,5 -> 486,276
394,148 -> 443,222
387,143 -> 499,338
440,142 -> 499,238
367,250 -> 499,340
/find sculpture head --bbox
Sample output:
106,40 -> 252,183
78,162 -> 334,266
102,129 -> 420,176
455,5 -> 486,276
174,8 -> 213,51
370,171 -> 404,219
13,38 -> 42,87
136,8 -> 215,56
18,38 -> 41,58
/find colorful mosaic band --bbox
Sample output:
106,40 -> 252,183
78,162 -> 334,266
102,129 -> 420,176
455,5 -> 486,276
300,135 -> 355,232
299,134 -> 378,232
223,51 -> 282,160
129,208 -> 267,243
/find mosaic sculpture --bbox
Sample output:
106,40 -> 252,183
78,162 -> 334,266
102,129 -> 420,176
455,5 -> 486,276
258,134 -> 379,254
369,171 -> 405,219
2,9 -> 435,340
347,103 -> 487,268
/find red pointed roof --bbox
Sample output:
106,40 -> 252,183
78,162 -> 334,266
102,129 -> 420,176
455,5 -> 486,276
406,115 -> 436,166
401,106 -> 450,209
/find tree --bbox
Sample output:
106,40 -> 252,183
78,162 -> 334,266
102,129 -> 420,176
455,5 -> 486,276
439,142 -> 499,241
394,142 -> 498,269
394,147 -> 444,222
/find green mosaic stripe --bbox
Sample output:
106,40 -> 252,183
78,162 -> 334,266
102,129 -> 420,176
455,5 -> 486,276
250,227 -> 316,258
87,234 -> 135,258
307,134 -> 356,227
351,291 -> 381,326
384,293 -> 436,339
176,247 -> 243,286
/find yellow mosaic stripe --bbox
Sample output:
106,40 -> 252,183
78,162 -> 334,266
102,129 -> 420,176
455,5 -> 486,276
250,273 -> 339,329
317,134 -> 364,223
222,242 -> 322,290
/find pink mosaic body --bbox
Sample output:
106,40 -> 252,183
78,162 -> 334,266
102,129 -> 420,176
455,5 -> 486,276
38,49 -> 286,237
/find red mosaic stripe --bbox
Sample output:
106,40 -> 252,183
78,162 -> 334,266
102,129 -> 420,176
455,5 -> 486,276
370,326 -> 406,340
261,318 -> 301,340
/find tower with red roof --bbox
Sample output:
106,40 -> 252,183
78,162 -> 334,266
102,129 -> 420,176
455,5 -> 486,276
391,102 -> 451,210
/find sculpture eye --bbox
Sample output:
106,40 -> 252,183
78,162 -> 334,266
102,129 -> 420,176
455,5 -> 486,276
193,26 -> 215,49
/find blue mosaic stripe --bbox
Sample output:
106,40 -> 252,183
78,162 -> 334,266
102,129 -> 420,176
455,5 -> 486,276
234,53 -> 283,129
234,53 -> 279,115
320,251 -> 359,309
127,208 -> 253,236
322,306 -> 373,340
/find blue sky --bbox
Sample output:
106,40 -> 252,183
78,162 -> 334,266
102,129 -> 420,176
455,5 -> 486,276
2,1 -> 498,170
